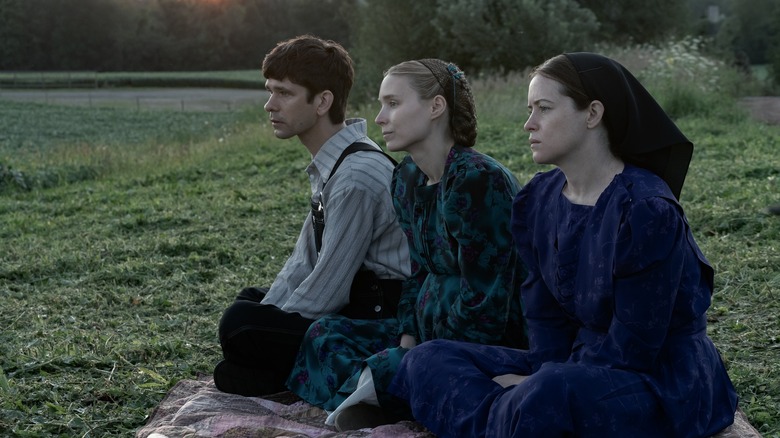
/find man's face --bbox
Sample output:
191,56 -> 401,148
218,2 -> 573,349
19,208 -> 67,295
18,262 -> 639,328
263,78 -> 320,140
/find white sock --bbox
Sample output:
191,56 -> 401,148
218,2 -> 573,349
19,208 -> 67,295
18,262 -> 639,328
324,367 -> 379,426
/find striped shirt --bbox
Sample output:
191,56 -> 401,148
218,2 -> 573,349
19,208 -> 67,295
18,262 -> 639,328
261,119 -> 410,319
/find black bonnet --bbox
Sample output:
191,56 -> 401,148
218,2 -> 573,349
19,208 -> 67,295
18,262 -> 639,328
564,52 -> 693,199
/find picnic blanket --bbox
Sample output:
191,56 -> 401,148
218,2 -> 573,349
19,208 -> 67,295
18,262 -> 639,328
136,376 -> 762,438
135,376 -> 434,438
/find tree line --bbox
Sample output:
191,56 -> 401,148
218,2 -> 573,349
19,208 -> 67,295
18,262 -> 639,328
0,0 -> 777,93
0,0 -> 351,72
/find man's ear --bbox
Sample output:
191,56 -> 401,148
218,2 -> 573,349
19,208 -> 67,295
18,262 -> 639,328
586,100 -> 605,129
431,95 -> 447,120
316,90 -> 334,116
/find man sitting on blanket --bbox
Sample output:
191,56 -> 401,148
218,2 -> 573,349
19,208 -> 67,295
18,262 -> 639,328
214,34 -> 410,396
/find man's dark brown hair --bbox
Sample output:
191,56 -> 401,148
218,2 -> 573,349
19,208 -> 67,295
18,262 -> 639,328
262,35 -> 354,124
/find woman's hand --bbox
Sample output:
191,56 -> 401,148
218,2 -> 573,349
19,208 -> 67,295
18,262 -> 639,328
400,334 -> 418,349
492,373 -> 528,388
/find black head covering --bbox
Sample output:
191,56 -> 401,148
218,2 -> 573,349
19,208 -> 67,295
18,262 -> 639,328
563,52 -> 693,199
417,58 -> 478,147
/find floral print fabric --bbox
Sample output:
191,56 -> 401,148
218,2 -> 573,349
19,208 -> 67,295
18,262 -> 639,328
287,146 -> 527,413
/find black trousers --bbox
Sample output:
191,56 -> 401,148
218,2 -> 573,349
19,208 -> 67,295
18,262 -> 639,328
217,287 -> 314,394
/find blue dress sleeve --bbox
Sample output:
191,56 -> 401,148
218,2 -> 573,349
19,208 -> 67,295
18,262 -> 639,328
581,197 -> 686,370
521,268 -> 579,372
434,163 -> 520,344
512,181 -> 578,373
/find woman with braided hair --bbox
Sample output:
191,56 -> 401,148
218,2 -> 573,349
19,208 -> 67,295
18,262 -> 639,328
285,58 -> 528,431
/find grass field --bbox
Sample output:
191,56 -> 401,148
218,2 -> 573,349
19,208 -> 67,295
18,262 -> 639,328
1,45 -> 779,436
0,70 -> 264,90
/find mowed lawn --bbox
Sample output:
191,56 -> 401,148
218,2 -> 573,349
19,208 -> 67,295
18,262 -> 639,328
0,78 -> 779,437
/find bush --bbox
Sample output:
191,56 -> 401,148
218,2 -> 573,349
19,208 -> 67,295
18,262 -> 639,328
768,45 -> 780,92
598,37 -> 765,119
347,0 -> 599,105
0,163 -> 29,191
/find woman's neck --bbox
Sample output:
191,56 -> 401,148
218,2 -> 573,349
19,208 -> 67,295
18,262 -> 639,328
560,153 -> 624,206
408,132 -> 455,185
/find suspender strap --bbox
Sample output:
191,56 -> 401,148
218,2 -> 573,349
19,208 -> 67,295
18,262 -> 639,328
311,142 -> 397,253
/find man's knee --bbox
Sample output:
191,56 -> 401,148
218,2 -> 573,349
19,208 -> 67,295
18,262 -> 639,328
236,286 -> 267,301
218,299 -> 259,340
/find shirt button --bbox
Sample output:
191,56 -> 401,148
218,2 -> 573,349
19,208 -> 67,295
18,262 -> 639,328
374,305 -> 382,313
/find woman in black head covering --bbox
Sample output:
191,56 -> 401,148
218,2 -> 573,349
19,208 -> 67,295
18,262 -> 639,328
389,53 -> 738,437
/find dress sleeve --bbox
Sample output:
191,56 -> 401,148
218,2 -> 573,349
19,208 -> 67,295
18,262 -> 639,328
433,164 -> 520,344
396,259 -> 425,338
511,182 -> 578,373
521,268 -> 579,372
392,161 -> 424,338
582,196 -> 687,370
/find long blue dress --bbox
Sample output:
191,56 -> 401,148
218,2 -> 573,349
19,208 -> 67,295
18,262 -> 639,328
286,146 -> 527,416
390,165 -> 738,437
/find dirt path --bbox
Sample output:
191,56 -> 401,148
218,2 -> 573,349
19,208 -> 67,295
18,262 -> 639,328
738,96 -> 780,125
0,88 -> 268,112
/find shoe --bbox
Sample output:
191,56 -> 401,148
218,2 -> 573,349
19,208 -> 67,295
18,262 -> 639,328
334,403 -> 390,431
213,360 -> 285,396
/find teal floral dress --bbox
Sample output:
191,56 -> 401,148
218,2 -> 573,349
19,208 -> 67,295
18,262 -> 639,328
286,146 -> 527,416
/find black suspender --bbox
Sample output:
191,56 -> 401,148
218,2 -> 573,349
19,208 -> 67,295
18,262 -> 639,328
311,142 -> 397,253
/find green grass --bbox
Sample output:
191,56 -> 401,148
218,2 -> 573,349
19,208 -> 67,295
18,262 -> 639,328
0,101 -> 250,190
677,113 -> 780,432
1,59 -> 779,436
0,102 -> 309,436
0,70 -> 264,90
0,70 -> 261,81
0,100 -> 244,150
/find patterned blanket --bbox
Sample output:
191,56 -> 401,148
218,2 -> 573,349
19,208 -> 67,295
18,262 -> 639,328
136,377 -> 761,438
135,377 -> 434,438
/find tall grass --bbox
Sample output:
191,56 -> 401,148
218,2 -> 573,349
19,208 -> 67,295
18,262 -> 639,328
1,40 -> 778,436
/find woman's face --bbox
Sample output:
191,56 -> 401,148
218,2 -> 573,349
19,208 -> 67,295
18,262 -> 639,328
375,74 -> 434,153
524,74 -> 590,166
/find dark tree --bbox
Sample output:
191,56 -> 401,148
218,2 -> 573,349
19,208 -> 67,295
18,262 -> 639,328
576,0 -> 691,43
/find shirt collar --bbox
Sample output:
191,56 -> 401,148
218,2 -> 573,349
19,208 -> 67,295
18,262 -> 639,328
306,118 -> 374,183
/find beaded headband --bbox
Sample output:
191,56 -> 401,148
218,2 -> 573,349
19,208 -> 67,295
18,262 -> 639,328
418,59 -> 464,118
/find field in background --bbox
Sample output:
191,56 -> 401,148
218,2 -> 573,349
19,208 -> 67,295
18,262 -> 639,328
1,41 -> 779,436
0,88 -> 268,112
0,70 -> 264,90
